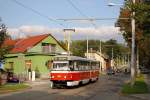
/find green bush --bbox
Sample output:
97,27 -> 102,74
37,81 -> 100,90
122,75 -> 149,94
0,83 -> 30,92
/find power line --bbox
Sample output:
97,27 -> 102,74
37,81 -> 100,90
66,0 -> 97,28
11,0 -> 64,27
57,18 -> 129,21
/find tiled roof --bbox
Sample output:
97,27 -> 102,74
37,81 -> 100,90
3,38 -> 19,47
10,34 -> 49,53
3,34 -> 67,54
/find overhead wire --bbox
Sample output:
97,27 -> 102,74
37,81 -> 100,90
56,18 -> 129,21
66,0 -> 97,28
11,0 -> 64,27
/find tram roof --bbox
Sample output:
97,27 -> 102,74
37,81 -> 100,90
54,55 -> 97,62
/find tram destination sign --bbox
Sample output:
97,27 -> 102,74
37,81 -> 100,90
54,57 -> 68,61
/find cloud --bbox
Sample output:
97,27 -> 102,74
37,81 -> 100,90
7,25 -> 124,43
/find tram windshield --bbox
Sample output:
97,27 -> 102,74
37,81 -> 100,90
53,61 -> 70,71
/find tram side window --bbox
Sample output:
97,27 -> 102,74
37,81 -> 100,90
81,62 -> 84,71
82,62 -> 86,71
92,66 -> 95,70
85,64 -> 89,71
69,61 -> 74,71
77,61 -> 88,71
96,63 -> 100,70
74,62 -> 79,71
79,66 -> 84,71
91,63 -> 94,70
81,65 -> 84,71
92,62 -> 96,70
86,62 -> 91,70
89,63 -> 92,70
77,62 -> 81,71
53,63 -> 69,70
78,66 -> 82,71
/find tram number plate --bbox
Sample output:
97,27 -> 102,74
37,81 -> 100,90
57,75 -> 61,78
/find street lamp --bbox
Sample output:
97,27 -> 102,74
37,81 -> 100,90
63,29 -> 75,56
108,2 -> 123,6
108,0 -> 136,85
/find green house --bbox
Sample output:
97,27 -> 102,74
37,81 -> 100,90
4,34 -> 66,80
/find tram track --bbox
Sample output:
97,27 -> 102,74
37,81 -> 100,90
36,75 -> 123,100
47,81 -> 100,97
0,75 -> 135,100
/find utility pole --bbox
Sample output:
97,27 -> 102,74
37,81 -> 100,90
99,40 -> 102,72
131,0 -> 136,86
112,48 -> 114,60
86,35 -> 89,58
63,29 -> 75,56
100,40 -> 102,54
107,0 -> 136,85
137,47 -> 140,75
111,48 -> 114,70
64,30 -> 67,49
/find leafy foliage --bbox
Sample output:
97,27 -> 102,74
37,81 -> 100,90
0,19 -> 9,62
122,75 -> 149,94
117,0 -> 150,68
0,83 -> 30,93
60,39 -> 129,59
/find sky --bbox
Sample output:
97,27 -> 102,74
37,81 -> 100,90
0,0 -> 125,43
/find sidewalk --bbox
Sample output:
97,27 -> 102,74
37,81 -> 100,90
25,79 -> 50,86
129,74 -> 150,100
145,74 -> 150,88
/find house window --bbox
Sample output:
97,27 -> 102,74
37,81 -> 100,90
42,43 -> 56,53
45,60 -> 53,69
5,62 -> 14,73
50,44 -> 56,53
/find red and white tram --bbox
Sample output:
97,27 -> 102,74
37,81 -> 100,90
50,55 -> 100,88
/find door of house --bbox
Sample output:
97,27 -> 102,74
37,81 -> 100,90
25,60 -> 32,80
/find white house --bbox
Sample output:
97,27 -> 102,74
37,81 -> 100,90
85,51 -> 110,73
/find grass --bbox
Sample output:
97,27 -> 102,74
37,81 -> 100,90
0,83 -> 30,93
122,75 -> 149,94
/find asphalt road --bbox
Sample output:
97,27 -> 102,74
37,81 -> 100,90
0,74 -> 143,100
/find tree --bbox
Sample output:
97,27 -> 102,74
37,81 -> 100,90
59,39 -> 128,58
0,18 -> 9,62
103,39 -> 129,59
117,0 -> 150,67
117,0 -> 150,85
70,40 -> 87,57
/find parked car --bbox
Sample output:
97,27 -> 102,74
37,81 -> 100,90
140,68 -> 150,74
106,69 -> 115,75
0,69 -> 7,85
7,72 -> 19,83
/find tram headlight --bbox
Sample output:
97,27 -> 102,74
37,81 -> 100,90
52,76 -> 55,78
64,76 -> 67,79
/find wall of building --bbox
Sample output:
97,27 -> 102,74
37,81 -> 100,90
85,52 -> 107,72
93,53 -> 107,71
4,35 -> 66,79
4,54 -> 54,78
28,36 -> 65,54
